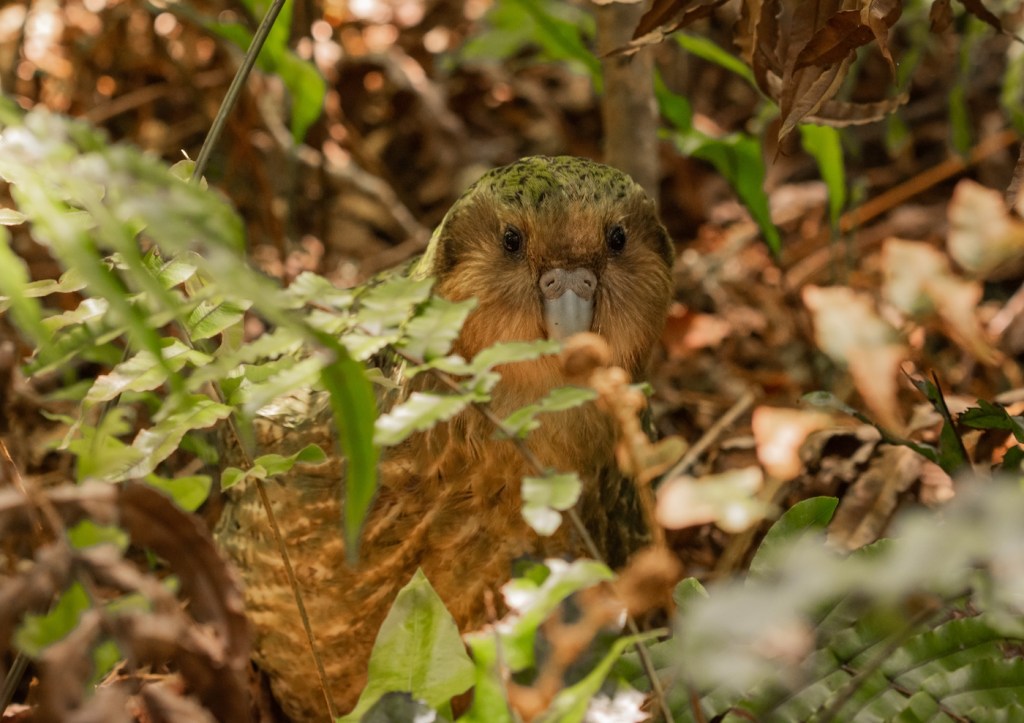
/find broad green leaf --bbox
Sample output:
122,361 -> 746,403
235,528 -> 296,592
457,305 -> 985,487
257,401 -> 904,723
145,250 -> 198,288
255,443 -> 327,476
342,330 -> 396,361
675,130 -> 781,255
67,519 -> 129,551
357,275 -> 435,334
539,633 -> 661,723
186,298 -> 249,340
800,124 -> 846,231
748,497 -> 838,578
221,444 -> 327,491
673,576 -> 709,609
0,228 -> 47,342
320,347 -> 380,559
239,356 -> 325,414
675,33 -> 755,86
71,409 -> 146,482
86,338 -> 212,403
498,559 -> 613,671
461,632 -> 514,723
11,267 -> 87,299
285,271 -> 355,309
43,297 -> 108,332
374,391 -> 479,447
126,396 -> 232,479
459,0 -> 599,88
521,472 -> 582,536
471,339 -> 561,372
220,466 -> 247,490
501,385 -> 597,437
341,569 -> 473,721
960,400 -> 1024,443
144,473 -> 213,512
401,297 -> 477,361
15,582 -> 90,656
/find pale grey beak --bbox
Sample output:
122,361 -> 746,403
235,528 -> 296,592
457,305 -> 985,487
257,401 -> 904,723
540,268 -> 597,340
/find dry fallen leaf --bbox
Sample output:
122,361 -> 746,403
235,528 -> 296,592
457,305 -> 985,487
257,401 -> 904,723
752,406 -> 834,480
947,179 -> 1024,280
827,444 -> 922,551
656,466 -> 767,533
661,303 -> 732,357
803,285 -> 907,430
882,238 -> 1003,367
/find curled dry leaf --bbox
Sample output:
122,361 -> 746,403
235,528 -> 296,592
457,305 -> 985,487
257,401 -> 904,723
827,444 -> 922,551
744,0 -> 905,141
616,0 -> 727,54
661,303 -> 732,358
751,406 -> 833,480
947,179 -> 1024,280
612,545 -> 684,618
656,466 -> 767,533
802,285 -> 907,430
882,238 -> 1003,367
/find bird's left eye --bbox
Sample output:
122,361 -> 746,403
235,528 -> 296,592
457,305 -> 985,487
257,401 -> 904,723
503,225 -> 524,256
607,225 -> 627,254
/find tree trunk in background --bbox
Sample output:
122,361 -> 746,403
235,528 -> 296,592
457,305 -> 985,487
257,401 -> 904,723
596,1 -> 659,203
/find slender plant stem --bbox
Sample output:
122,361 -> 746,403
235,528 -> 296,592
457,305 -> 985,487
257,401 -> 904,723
185,0 -> 339,714
192,0 -> 288,182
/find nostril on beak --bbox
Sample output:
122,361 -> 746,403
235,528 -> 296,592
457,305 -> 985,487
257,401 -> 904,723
540,269 -> 566,299
539,268 -> 597,301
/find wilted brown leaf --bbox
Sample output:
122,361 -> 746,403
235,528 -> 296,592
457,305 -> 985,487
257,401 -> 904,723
947,179 -> 1024,279
803,285 -> 907,430
751,407 -> 833,480
794,11 -> 875,70
929,0 -> 953,32
882,238 -> 1003,367
656,467 -> 767,533
631,0 -> 725,39
662,303 -> 732,357
827,444 -> 921,550
743,0 -> 907,141
958,0 -> 1005,35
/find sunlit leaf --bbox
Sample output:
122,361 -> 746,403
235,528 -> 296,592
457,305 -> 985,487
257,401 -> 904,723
374,391 -> 480,447
749,496 -> 838,578
498,559 -> 614,671
144,473 -> 213,512
340,569 -> 473,721
521,472 -> 583,536
501,385 -> 597,437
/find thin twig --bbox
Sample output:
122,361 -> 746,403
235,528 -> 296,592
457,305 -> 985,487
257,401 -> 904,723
191,0 -> 288,182
184,0 -> 339,713
665,390 -> 758,481
837,129 -> 1018,235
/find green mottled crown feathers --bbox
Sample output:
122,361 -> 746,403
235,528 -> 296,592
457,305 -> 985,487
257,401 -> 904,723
416,156 -> 643,276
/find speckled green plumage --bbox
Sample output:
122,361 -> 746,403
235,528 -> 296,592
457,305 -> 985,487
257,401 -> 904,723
416,156 -> 640,276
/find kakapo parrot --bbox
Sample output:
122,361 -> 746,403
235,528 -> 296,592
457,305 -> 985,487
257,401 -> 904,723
214,156 -> 675,720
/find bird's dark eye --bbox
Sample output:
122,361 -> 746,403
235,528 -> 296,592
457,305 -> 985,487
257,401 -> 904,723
502,225 -> 524,256
607,225 -> 627,254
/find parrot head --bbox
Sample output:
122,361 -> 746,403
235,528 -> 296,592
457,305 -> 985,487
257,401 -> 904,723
424,156 -> 674,398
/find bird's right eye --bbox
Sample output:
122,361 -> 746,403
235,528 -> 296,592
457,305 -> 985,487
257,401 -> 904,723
502,225 -> 524,256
